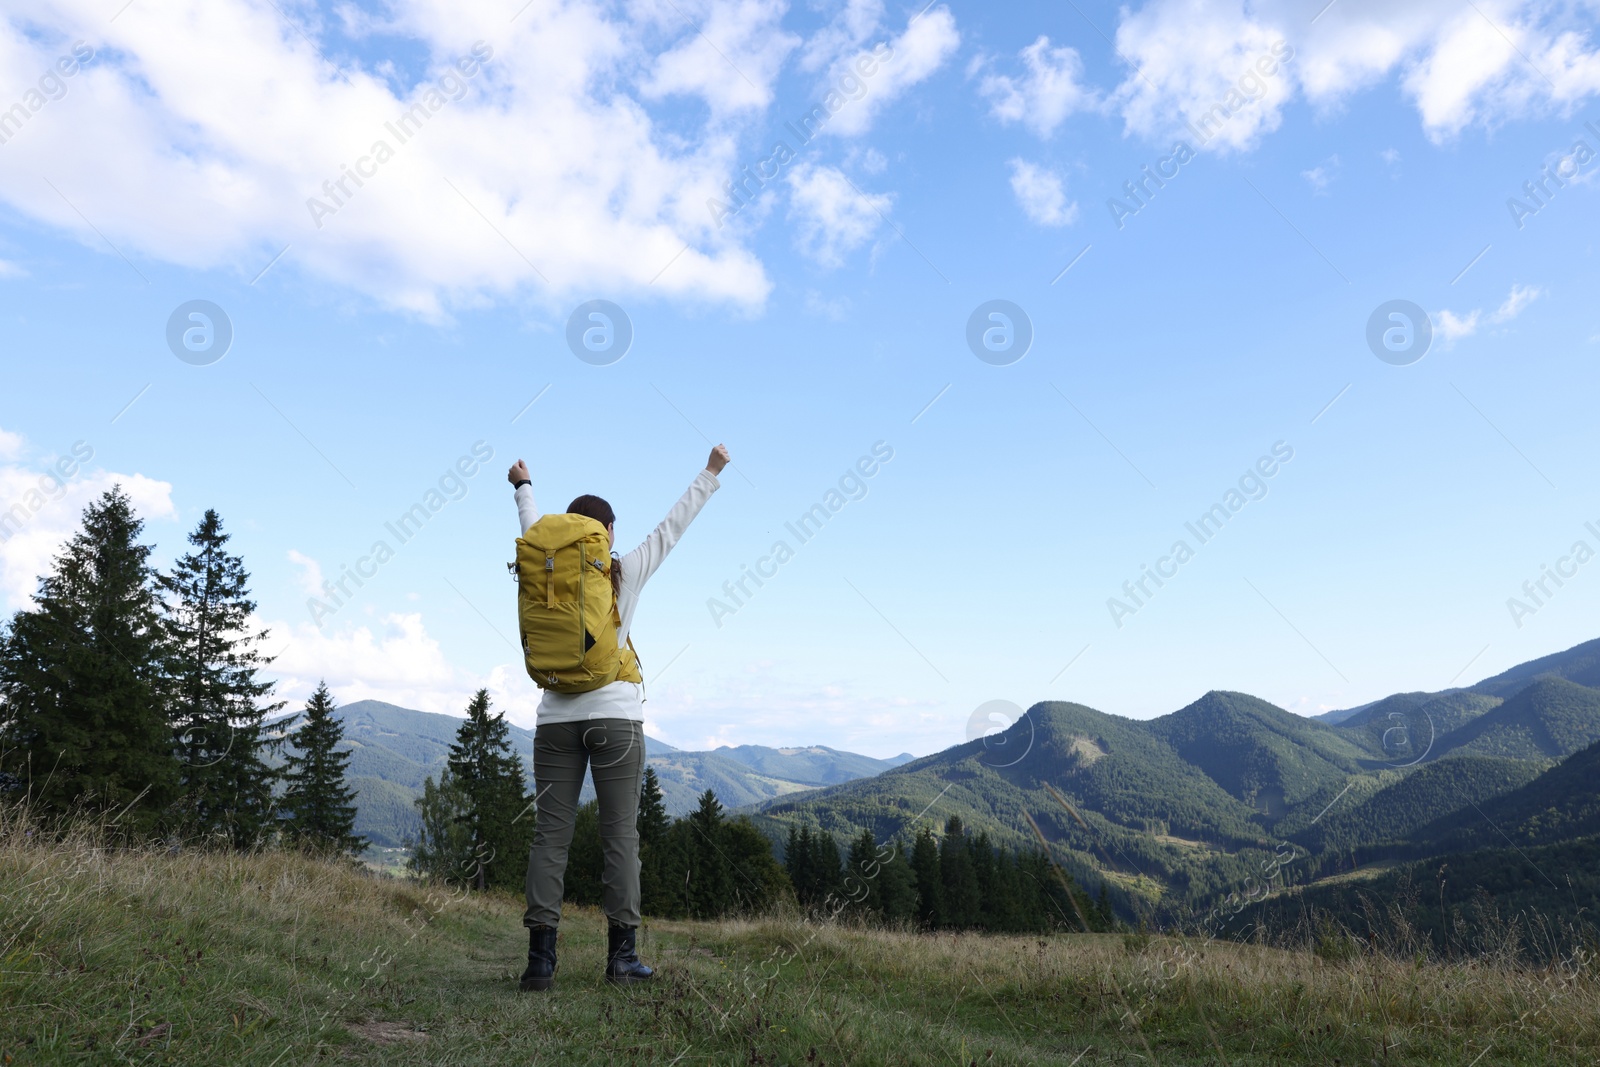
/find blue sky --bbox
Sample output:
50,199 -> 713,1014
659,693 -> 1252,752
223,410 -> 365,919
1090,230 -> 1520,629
2,0 -> 1598,757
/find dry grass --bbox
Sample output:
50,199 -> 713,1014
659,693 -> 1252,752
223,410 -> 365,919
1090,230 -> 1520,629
1,806 -> 1597,1065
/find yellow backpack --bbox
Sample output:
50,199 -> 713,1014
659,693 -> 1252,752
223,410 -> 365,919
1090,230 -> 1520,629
514,514 -> 642,693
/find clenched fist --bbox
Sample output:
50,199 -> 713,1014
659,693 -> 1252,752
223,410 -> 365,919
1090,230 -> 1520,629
706,445 -> 731,476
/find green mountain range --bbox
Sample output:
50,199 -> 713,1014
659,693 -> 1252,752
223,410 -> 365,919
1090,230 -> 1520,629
1239,731 -> 1600,951
268,700 -> 911,848
745,636 -> 1600,934
278,634 -> 1600,946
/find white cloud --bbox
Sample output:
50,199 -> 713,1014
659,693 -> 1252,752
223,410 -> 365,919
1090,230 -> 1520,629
1381,148 -> 1402,165
1435,307 -> 1482,344
822,7 -> 960,137
1301,154 -> 1340,194
1491,282 -> 1542,322
0,259 -> 27,279
270,610 -> 479,711
264,611 -> 543,727
0,0 -> 780,316
1007,159 -> 1077,226
286,549 -> 326,600
785,163 -> 889,266
1110,0 -> 1600,152
0,434 -> 176,609
643,0 -> 800,116
798,0 -> 885,73
1113,8 -> 1295,153
979,36 -> 1099,138
1434,282 -> 1541,346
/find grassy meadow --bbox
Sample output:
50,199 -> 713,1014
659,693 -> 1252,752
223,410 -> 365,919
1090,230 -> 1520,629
2,818 -> 1597,1066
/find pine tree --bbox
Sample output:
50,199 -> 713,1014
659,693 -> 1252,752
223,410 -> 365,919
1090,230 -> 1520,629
660,819 -> 696,919
408,769 -> 472,881
970,831 -> 997,930
1018,848 -> 1085,932
939,816 -> 981,928
564,799 -> 605,905
786,825 -> 814,906
0,488 -> 177,829
638,767 -> 673,913
280,682 -> 364,855
846,827 -> 884,916
1015,849 -> 1059,931
1095,881 -> 1116,931
445,689 -> 530,890
160,509 -> 283,847
875,841 -> 921,924
784,825 -> 804,901
910,826 -> 943,928
810,828 -> 845,907
685,789 -> 733,919
639,767 -> 670,845
723,815 -> 788,914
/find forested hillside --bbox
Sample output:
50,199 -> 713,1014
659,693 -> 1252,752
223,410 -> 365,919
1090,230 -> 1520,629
1419,735 -> 1600,853
1293,755 -> 1548,858
752,650 -> 1600,934
1145,691 -> 1367,814
1469,636 -> 1600,696
1424,678 -> 1600,761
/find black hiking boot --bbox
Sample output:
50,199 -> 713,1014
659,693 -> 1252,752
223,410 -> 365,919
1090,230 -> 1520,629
605,924 -> 654,985
519,925 -> 557,991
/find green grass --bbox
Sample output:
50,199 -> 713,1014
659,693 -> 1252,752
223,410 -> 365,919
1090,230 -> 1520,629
3,819 -> 1598,1065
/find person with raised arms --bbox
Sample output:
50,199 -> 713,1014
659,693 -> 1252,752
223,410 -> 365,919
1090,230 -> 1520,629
507,444 -> 730,991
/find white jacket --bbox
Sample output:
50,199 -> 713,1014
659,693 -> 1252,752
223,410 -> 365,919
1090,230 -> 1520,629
514,469 -> 720,725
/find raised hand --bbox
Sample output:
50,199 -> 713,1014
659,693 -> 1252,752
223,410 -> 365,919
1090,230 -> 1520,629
507,459 -> 530,486
706,444 -> 730,476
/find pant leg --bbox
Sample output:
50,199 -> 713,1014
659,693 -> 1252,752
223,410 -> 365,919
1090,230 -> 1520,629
585,717 -> 645,928
524,721 -> 588,929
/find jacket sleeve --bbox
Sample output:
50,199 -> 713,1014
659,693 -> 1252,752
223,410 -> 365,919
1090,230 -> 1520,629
514,484 -> 539,536
618,469 -> 720,594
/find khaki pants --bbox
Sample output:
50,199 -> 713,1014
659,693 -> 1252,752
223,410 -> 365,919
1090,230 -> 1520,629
523,718 -> 644,929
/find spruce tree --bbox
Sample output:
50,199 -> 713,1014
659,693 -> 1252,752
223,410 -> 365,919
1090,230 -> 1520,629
280,682 -> 364,855
638,767 -> 670,845
786,825 -> 814,905
685,789 -> 733,919
1015,849 -> 1059,931
846,827 -> 884,916
876,841 -> 921,924
939,816 -> 981,928
723,815 -> 788,913
970,831 -> 997,930
445,689 -> 530,890
1095,882 -> 1115,930
910,826 -> 944,928
563,799 -> 605,905
810,829 -> 845,907
638,767 -> 672,912
0,488 -> 176,828
660,819 -> 696,919
160,509 -> 283,847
